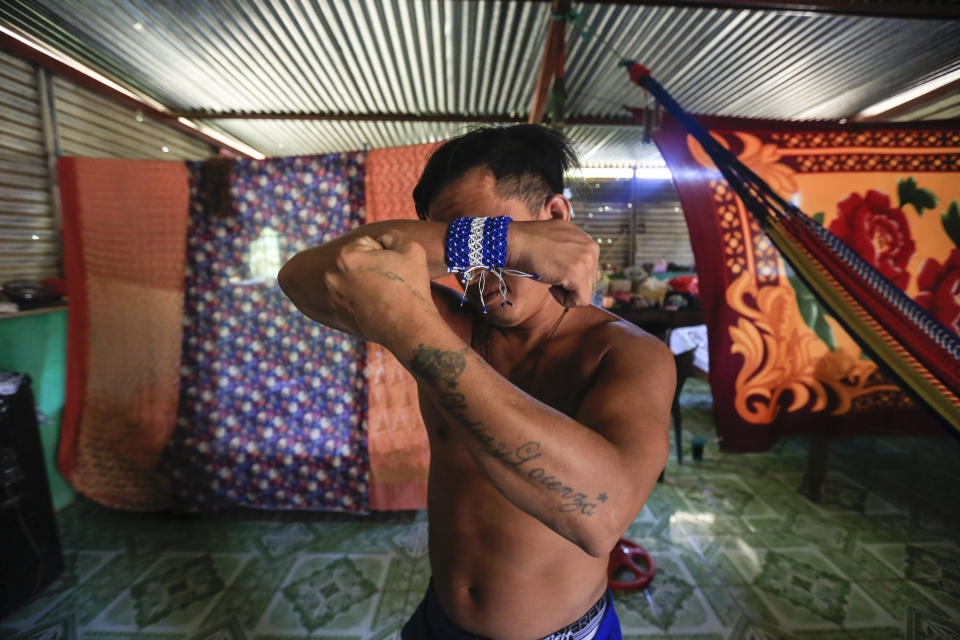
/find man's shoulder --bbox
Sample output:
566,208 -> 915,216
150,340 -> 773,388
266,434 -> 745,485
576,306 -> 674,363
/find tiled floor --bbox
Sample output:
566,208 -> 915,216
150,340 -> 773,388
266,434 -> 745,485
2,378 -> 959,639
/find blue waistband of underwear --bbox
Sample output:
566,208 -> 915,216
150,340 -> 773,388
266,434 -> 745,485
541,590 -> 608,640
412,579 -> 610,640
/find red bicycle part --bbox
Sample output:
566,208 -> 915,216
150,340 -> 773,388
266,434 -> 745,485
607,538 -> 655,591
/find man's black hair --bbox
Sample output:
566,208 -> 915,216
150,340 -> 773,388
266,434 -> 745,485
413,125 -> 578,220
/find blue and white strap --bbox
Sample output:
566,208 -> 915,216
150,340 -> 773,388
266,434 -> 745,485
445,215 -> 539,312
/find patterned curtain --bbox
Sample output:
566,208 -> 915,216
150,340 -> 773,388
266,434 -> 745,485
653,117 -> 956,451
364,143 -> 438,510
162,153 -> 370,512
58,157 -> 189,509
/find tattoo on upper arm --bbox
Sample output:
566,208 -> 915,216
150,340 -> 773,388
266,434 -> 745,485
410,344 -> 467,389
426,372 -> 604,518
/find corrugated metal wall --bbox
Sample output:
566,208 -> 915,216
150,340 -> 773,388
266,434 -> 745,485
52,76 -> 212,160
0,48 -> 214,285
570,178 -> 694,270
0,49 -> 57,282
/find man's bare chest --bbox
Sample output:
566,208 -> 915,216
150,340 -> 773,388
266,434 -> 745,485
420,348 -> 595,446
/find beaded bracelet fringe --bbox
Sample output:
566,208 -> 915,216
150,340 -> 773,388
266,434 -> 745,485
444,216 -> 540,312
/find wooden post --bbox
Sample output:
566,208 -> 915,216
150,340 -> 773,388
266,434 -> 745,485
801,437 -> 829,502
528,0 -> 570,125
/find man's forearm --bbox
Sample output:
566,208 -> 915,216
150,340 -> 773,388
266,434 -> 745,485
278,220 -> 451,331
393,320 -> 628,557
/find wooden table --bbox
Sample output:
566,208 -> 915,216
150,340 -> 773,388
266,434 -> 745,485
615,308 -> 705,341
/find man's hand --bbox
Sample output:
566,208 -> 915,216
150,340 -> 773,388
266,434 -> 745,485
322,232 -> 439,347
508,220 -> 600,307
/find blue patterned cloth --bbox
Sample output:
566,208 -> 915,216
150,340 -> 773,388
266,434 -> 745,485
162,153 -> 370,512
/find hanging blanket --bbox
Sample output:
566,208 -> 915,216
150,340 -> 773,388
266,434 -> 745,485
653,116 -> 958,451
365,143 -> 439,510
162,154 -> 369,512
58,157 -> 189,509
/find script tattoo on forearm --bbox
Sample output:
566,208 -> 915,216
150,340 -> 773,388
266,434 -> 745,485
414,346 -> 602,517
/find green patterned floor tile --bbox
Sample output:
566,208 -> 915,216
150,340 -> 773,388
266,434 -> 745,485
368,588 -> 419,639
83,553 -> 166,588
133,553 -> 245,590
910,579 -> 960,620
856,579 -> 952,626
643,485 -> 687,520
818,546 -> 899,581
690,541 -> 759,586
615,584 -> 724,635
258,555 -> 385,634
845,515 -> 914,544
81,634 -> 185,640
724,615 -> 800,640
4,385 -> 958,640
750,550 -> 858,625
670,513 -> 753,537
843,627 -> 903,640
228,554 -> 297,591
862,542 -> 960,582
303,524 -> 410,556
251,635 -> 361,640
299,522 -> 365,553
98,571 -> 224,630
252,522 -> 317,559
196,588 -> 275,630
714,544 -> 771,584
903,606 -> 960,640
792,630 -> 851,639
782,512 -> 858,552
622,633 -> 725,640
699,586 -> 748,627
0,614 -> 80,640
812,473 -> 898,515
668,475 -> 777,520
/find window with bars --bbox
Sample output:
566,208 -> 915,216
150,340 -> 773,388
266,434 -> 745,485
568,177 -> 694,271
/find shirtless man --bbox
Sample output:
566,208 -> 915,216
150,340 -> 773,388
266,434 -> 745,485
279,125 -> 675,640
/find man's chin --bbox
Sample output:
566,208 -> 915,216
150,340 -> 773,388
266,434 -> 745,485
467,295 -> 520,324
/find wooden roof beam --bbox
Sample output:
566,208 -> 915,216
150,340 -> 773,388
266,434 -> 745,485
528,0 -> 571,125
506,0 -> 960,21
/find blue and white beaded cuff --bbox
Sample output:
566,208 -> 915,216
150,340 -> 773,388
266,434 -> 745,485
444,216 -> 539,312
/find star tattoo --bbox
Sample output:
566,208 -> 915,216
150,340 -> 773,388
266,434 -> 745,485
597,492 -> 608,503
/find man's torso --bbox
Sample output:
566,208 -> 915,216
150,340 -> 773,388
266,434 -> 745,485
417,301 -> 625,639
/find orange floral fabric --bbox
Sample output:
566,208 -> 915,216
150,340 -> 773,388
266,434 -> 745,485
365,143 -> 439,510
654,118 -> 959,450
57,157 -> 189,508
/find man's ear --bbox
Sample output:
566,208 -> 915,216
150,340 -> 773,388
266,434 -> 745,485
541,193 -> 572,222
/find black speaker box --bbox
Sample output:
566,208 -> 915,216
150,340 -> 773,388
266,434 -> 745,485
0,373 -> 65,619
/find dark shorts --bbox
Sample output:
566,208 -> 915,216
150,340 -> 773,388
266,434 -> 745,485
401,579 -> 622,640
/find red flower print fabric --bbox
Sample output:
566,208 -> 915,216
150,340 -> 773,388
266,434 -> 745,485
828,190 -> 916,290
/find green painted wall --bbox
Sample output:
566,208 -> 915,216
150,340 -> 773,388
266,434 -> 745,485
0,309 -> 75,510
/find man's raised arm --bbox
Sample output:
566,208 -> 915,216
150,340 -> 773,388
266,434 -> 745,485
402,322 -> 674,558
278,219 -> 599,336
278,220 -> 450,334
302,231 -> 674,558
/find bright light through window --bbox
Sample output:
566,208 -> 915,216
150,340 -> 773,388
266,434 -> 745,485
248,228 -> 282,283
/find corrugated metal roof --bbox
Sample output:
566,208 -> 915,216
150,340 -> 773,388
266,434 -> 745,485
1,0 -> 958,161
565,3 -> 960,121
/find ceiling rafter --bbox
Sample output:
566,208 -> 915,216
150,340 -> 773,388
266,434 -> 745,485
528,0 -> 571,125
506,0 -> 960,21
171,110 -> 649,127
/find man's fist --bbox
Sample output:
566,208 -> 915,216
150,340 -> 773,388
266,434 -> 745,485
323,233 -> 438,346
507,220 -> 600,307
